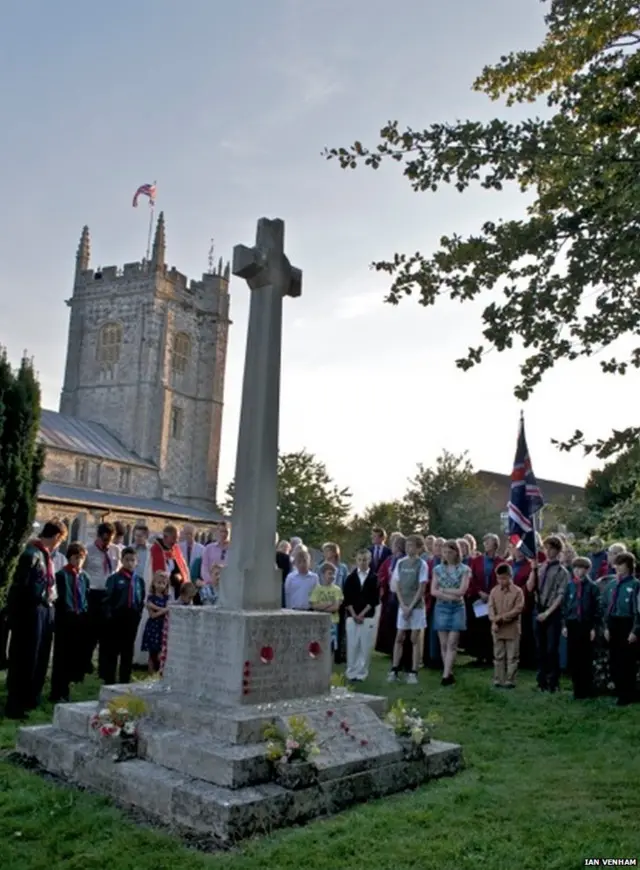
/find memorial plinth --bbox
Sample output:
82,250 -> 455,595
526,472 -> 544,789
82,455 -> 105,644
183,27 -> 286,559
15,218 -> 462,843
16,606 -> 462,842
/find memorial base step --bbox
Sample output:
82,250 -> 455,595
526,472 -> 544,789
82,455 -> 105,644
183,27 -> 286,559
16,681 -> 464,843
16,723 -> 463,843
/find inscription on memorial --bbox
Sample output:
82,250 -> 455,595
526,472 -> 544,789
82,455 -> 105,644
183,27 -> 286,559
163,608 -> 332,705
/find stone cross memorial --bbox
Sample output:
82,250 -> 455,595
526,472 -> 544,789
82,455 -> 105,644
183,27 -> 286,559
221,218 -> 301,611
17,217 -> 461,844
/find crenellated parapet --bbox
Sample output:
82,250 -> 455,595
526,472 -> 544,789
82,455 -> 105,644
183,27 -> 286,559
71,216 -> 231,317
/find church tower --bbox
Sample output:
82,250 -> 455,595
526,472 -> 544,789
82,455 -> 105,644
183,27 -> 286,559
60,216 -> 231,513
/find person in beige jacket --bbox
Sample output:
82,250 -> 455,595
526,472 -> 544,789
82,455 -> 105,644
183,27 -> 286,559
489,563 -> 525,688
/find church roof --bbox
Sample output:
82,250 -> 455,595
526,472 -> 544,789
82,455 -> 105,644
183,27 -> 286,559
38,481 -> 225,524
39,409 -> 156,469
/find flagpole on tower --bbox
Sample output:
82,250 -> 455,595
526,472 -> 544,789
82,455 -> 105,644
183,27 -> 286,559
146,180 -> 157,262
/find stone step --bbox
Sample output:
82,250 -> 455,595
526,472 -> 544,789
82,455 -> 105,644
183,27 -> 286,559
16,724 -> 90,779
98,681 -> 388,745
53,701 -> 98,738
16,721 -> 464,843
141,726 -> 271,788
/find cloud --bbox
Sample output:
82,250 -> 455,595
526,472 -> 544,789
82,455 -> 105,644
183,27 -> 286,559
333,291 -> 384,320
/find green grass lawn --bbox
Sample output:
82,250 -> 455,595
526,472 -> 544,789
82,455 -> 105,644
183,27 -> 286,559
1,657 -> 639,870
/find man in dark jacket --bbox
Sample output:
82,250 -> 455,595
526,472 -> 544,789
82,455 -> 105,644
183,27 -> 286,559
4,519 -> 67,718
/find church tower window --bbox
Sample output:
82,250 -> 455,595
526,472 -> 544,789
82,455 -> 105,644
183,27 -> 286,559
171,332 -> 191,374
170,406 -> 184,439
97,322 -> 123,364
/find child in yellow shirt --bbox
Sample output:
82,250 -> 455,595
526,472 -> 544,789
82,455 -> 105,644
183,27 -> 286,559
310,563 -> 344,651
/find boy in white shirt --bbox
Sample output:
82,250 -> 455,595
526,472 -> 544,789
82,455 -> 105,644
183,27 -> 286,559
284,547 -> 319,610
389,534 -> 429,684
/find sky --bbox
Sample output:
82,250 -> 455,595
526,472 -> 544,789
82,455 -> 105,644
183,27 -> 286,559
1,0 -> 637,513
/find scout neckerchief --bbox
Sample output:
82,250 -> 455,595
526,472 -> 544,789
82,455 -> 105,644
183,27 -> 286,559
95,539 -> 113,575
608,575 -> 628,617
539,559 -> 559,594
120,569 -> 135,608
574,576 -> 583,620
64,563 -> 81,613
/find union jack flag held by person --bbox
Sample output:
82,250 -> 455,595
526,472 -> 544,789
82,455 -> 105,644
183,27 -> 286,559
507,413 -> 545,558
132,182 -> 156,208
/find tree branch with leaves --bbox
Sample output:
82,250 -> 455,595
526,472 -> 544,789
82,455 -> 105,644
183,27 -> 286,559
326,0 -> 640,459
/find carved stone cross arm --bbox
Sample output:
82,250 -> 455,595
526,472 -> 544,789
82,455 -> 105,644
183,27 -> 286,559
232,218 -> 302,297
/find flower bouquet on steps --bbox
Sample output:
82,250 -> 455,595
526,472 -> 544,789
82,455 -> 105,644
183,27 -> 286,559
264,715 -> 320,790
90,695 -> 148,762
385,699 -> 439,760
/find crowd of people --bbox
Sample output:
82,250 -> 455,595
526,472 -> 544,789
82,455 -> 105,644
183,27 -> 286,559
279,528 -> 640,707
2,517 -> 639,720
1,518 -> 228,719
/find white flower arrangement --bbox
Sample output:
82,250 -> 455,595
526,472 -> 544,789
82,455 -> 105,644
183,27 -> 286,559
90,694 -> 148,757
385,699 -> 439,746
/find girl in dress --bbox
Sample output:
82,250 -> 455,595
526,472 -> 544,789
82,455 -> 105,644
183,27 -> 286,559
141,570 -> 170,675
431,539 -> 471,686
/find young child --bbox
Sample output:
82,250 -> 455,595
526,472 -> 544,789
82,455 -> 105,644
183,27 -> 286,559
178,581 -> 197,606
50,542 -> 91,703
284,547 -> 319,610
141,570 -> 170,674
561,556 -> 600,699
343,550 -> 379,681
488,563 -> 525,689
199,564 -> 220,606
388,534 -> 428,685
102,547 -> 145,685
310,562 -> 344,651
602,552 -> 640,706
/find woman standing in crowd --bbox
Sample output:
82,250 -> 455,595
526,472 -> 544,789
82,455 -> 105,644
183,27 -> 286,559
431,539 -> 470,685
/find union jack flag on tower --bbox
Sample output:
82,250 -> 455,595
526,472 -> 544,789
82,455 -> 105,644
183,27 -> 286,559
132,182 -> 156,208
507,412 -> 545,558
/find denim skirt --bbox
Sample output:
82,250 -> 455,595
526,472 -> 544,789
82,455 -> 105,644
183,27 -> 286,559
433,600 -> 466,632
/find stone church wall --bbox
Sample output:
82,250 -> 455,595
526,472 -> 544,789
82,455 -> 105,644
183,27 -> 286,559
43,447 -> 160,500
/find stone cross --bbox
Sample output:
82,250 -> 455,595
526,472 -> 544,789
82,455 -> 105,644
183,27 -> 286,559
219,218 -> 302,611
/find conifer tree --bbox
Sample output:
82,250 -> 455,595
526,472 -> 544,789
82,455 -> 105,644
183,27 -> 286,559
0,349 -> 45,592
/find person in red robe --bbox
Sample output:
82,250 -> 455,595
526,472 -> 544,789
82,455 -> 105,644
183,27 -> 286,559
145,525 -> 190,600
135,525 -> 191,668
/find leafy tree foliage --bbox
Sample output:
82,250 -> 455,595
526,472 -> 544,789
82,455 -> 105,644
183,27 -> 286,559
541,498 -> 599,539
0,351 -> 45,591
341,499 -> 413,560
402,450 -> 497,540
580,443 -> 640,538
326,0 -> 640,459
597,490 -> 640,539
223,449 -> 351,549
585,443 -> 640,512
